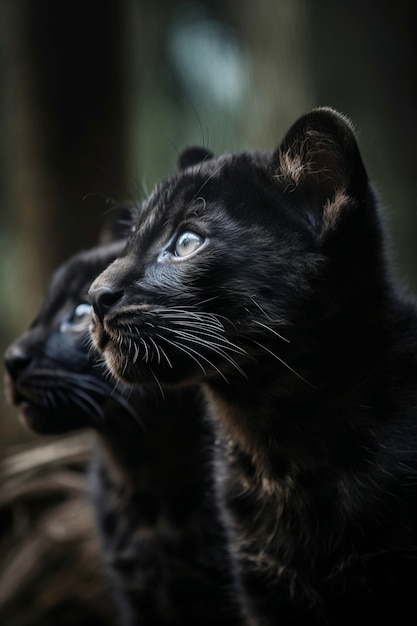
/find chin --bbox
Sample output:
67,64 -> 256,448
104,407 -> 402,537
89,315 -> 112,354
16,402 -> 54,434
103,349 -> 151,386
16,402 -> 86,435
103,347 -> 185,388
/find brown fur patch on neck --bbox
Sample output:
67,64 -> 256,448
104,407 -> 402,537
322,188 -> 350,232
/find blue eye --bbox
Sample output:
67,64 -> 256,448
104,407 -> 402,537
60,303 -> 92,333
174,231 -> 204,257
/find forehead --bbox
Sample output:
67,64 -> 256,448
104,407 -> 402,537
128,159 -> 219,245
129,151 -> 271,244
146,157 -> 227,214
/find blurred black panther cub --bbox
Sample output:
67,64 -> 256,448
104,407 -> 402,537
4,238 -> 243,626
89,108 -> 417,625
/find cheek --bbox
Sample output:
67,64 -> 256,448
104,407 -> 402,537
103,349 -> 147,386
103,348 -> 125,381
142,262 -> 201,301
145,263 -> 180,289
89,316 -> 105,351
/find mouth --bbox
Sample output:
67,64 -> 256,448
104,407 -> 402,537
90,325 -> 151,384
15,401 -> 43,431
3,367 -> 119,433
89,305 -> 246,387
89,312 -> 111,351
3,371 -> 26,407
90,307 -> 179,386
4,372 -> 50,431
91,308 -> 139,352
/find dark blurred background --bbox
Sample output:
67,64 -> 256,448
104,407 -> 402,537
0,1 -> 415,622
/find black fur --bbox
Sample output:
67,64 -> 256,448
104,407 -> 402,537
89,108 -> 417,624
4,240 -> 243,626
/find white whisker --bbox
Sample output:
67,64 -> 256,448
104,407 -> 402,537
194,162 -> 226,196
253,320 -> 290,343
150,367 -> 165,399
250,339 -> 315,388
155,333 -> 209,377
160,326 -> 247,379
68,388 -> 105,420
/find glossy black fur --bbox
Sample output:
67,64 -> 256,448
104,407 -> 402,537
4,241 -> 243,626
89,108 -> 417,624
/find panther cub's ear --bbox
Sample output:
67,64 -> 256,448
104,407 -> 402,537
178,146 -> 214,170
98,203 -> 138,244
272,107 -> 369,233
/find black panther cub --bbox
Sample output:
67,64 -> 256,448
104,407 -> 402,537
4,238 -> 243,626
89,108 -> 417,625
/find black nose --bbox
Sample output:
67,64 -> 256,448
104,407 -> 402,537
4,345 -> 33,380
89,287 -> 123,323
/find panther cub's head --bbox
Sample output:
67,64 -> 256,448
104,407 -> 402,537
4,240 -> 137,433
89,108 -> 373,390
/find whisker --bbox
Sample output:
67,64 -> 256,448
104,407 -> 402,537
159,324 -> 245,355
141,337 -> 150,363
150,367 -> 165,399
107,381 -> 143,425
154,308 -> 225,331
161,327 -> 247,379
36,368 -> 140,423
155,333 -> 208,376
133,343 -> 140,363
158,334 -> 230,383
46,391 -> 56,408
68,388 -> 105,420
68,389 -> 104,421
193,162 -> 226,198
250,339 -> 315,388
150,337 -> 170,368
253,320 -> 290,344
249,296 -> 272,320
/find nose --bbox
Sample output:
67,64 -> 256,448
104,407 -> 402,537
4,345 -> 32,381
89,287 -> 123,323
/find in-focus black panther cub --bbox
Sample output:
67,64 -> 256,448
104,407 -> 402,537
89,108 -> 417,625
4,239 -> 244,626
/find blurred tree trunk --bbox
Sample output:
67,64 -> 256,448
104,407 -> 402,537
6,0 -> 133,326
232,0 -> 314,148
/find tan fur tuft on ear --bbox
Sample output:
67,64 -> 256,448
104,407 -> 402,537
322,189 -> 351,232
276,151 -> 305,185
276,129 -> 347,189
